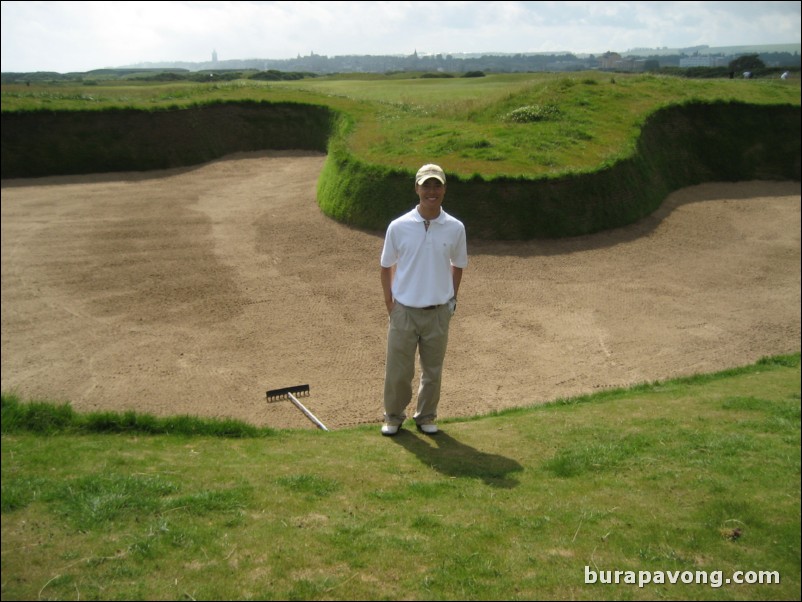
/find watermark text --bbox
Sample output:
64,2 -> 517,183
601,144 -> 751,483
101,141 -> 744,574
584,566 -> 780,589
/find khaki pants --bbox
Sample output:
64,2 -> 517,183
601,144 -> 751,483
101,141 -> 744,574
383,302 -> 452,426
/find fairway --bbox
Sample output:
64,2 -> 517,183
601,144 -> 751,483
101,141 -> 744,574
1,151 -> 799,430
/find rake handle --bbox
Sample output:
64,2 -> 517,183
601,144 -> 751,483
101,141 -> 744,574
287,392 -> 329,431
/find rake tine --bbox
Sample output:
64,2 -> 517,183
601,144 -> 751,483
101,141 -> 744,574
266,384 -> 310,402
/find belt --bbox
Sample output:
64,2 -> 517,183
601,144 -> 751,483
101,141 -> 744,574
398,302 -> 445,310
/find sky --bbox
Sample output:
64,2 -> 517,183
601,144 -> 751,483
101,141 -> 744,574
1,1 -> 800,73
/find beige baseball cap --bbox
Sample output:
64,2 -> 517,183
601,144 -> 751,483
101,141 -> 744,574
415,164 -> 446,185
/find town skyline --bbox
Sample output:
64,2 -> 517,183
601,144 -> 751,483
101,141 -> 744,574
2,1 -> 800,74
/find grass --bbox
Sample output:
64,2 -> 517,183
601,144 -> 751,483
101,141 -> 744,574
0,395 -> 274,438
3,71 -> 799,237
270,71 -> 800,177
2,353 -> 799,600
3,72 -> 799,178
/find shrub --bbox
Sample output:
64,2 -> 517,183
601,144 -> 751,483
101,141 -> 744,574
504,104 -> 562,123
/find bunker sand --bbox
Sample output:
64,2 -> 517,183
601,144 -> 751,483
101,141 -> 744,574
2,151 -> 799,430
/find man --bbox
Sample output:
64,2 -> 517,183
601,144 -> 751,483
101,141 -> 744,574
379,164 -> 468,436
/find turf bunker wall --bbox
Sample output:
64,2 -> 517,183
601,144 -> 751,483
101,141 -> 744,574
0,101 -> 334,178
317,101 -> 801,239
2,100 -> 799,240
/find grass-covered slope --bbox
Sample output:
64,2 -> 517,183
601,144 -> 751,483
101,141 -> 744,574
0,100 -> 334,178
2,354 -> 800,600
2,73 -> 799,239
318,100 -> 800,238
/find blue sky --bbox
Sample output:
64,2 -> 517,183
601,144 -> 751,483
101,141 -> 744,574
2,1 -> 800,72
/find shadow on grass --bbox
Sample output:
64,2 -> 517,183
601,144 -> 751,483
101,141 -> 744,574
392,429 -> 523,488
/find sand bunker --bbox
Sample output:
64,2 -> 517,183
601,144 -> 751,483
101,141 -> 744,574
2,151 -> 799,430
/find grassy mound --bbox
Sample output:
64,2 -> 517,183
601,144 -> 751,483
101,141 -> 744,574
318,101 -> 800,238
2,73 -> 799,239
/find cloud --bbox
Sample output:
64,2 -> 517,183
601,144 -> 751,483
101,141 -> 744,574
1,1 -> 800,73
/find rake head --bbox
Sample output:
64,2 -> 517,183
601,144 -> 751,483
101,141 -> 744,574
266,384 -> 310,402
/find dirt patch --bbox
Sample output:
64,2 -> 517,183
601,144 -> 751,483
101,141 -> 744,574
2,151 -> 800,430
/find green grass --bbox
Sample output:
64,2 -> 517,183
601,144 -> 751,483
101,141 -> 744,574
2,353 -> 799,600
4,72 -> 799,178
3,72 -> 799,238
271,71 -> 800,176
0,398 -> 273,437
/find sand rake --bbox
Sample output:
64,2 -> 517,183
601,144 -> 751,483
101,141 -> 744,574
266,384 -> 329,431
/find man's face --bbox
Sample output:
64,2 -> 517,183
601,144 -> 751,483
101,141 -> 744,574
415,178 -> 446,211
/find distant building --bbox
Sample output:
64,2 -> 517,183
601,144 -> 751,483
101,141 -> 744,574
599,52 -> 622,69
680,55 -> 712,67
599,51 -> 641,71
212,50 -> 218,63
679,54 -> 729,67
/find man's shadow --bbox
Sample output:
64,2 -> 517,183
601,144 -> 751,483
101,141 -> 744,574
392,429 -> 523,488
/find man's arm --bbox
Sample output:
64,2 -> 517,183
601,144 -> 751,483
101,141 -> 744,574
381,266 -> 395,315
452,266 -> 463,299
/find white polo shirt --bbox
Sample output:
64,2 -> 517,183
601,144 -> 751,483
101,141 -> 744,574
380,207 -> 468,308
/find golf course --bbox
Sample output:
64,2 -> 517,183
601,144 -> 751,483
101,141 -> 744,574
1,70 -> 800,600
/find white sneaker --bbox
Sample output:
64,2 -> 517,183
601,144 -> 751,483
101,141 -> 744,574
417,423 -> 438,435
381,423 -> 400,436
